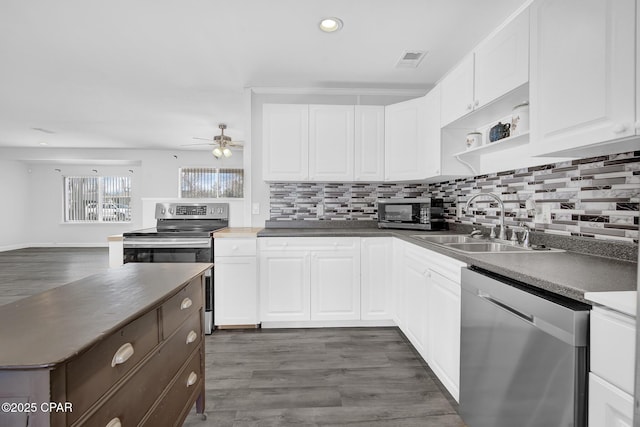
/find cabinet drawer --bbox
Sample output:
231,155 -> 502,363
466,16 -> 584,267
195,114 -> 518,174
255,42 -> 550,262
259,237 -> 358,251
215,238 -> 256,256
139,349 -> 203,427
79,314 -> 202,427
66,308 -> 159,424
162,278 -> 203,338
590,307 -> 636,395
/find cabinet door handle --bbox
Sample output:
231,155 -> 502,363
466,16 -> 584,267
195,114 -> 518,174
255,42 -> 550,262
612,123 -> 628,134
111,343 -> 134,367
232,245 -> 238,251
474,99 -> 479,107
466,103 -> 473,111
187,371 -> 198,387
106,418 -> 122,427
186,330 -> 198,344
180,297 -> 193,310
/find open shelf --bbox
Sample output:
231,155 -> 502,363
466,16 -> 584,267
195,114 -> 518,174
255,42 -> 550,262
453,131 -> 530,157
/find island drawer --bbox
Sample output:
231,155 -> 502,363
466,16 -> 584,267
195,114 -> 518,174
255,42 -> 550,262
215,238 -> 256,256
66,308 -> 159,423
162,277 -> 203,338
139,349 -> 203,427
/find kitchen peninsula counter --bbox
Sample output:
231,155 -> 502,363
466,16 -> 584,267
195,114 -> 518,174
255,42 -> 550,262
258,225 -> 637,304
0,262 -> 211,426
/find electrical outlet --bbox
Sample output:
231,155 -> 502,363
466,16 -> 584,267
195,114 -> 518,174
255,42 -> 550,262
317,202 -> 324,217
456,204 -> 464,218
251,203 -> 260,215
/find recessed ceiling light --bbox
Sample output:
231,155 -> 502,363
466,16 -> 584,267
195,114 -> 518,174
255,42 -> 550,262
39,142 -> 48,146
319,17 -> 343,33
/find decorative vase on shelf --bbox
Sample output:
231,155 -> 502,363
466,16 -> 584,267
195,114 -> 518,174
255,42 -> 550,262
511,102 -> 529,137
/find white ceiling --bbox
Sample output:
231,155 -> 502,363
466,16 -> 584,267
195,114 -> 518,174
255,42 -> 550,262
0,0 -> 528,151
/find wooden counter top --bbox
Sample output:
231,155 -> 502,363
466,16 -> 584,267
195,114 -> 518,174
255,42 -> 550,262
213,227 -> 263,238
0,262 -> 211,369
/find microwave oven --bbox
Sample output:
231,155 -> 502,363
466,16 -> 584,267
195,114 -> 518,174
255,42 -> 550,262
377,198 -> 445,230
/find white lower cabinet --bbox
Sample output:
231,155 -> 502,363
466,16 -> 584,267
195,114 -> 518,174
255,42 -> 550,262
589,373 -> 633,427
258,237 -> 360,323
259,251 -> 311,322
310,249 -> 360,321
360,237 -> 393,321
402,245 -> 430,357
214,238 -> 258,326
427,269 -> 461,402
588,305 -> 636,426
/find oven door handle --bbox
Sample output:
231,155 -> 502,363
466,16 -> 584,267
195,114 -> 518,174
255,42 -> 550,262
123,239 -> 211,249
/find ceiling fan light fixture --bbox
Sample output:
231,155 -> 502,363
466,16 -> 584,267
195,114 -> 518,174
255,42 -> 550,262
222,147 -> 233,158
319,17 -> 343,33
212,147 -> 223,158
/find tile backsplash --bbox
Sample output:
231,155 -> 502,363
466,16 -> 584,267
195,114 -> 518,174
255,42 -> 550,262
269,151 -> 640,243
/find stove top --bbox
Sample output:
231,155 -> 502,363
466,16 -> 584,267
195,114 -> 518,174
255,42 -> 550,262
123,202 -> 229,239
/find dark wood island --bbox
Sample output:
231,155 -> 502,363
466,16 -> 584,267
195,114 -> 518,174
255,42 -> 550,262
0,262 -> 211,427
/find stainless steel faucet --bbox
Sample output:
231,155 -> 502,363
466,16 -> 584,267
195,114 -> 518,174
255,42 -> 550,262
465,192 -> 507,240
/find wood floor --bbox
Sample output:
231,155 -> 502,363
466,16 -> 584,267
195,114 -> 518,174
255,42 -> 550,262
183,328 -> 466,427
0,247 -> 466,426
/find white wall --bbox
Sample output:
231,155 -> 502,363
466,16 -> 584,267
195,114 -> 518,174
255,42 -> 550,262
0,147 -> 246,247
0,159 -> 29,250
249,90 -> 423,227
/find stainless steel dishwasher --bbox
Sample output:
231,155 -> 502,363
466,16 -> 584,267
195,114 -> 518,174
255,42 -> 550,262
460,267 -> 590,427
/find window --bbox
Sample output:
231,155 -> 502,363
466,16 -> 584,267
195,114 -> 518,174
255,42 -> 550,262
64,176 -> 132,222
179,168 -> 244,198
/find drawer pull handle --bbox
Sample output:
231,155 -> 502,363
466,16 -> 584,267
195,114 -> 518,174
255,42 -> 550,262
187,371 -> 198,387
186,330 -> 198,344
111,343 -> 134,367
180,297 -> 193,310
106,418 -> 122,427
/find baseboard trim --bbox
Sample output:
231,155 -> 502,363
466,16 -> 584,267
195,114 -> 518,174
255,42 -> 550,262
27,243 -> 108,248
0,244 -> 29,252
260,319 -> 396,329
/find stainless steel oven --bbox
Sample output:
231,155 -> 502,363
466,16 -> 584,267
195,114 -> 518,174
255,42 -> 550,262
122,202 -> 229,334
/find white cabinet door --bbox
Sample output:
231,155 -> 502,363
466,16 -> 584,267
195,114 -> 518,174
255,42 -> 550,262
474,8 -> 529,109
259,251 -> 310,321
440,54 -> 474,127
637,5 -> 640,136
354,105 -> 385,181
310,249 -> 361,321
262,104 -> 309,181
530,0 -> 636,155
402,246 -> 430,358
309,105 -> 355,181
214,257 -> 258,326
384,96 -> 427,181
360,237 -> 393,320
423,85 -> 442,178
589,373 -> 633,427
427,269 -> 461,402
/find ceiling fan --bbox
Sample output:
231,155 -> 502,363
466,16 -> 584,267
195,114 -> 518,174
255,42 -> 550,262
182,124 -> 244,158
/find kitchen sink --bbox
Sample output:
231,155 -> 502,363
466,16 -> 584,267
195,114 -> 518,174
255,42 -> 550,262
411,234 -> 564,254
411,235 -> 478,244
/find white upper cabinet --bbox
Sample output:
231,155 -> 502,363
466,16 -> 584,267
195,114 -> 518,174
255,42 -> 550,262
440,8 -> 529,127
309,105 -> 355,181
474,8 -> 529,109
530,0 -> 636,156
423,86 -> 443,178
262,104 -> 309,181
354,105 -> 385,181
440,54 -> 475,127
636,5 -> 640,135
384,96 -> 427,181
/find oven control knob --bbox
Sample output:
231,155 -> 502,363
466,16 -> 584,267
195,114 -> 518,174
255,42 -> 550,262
161,209 -> 166,214
169,208 -> 174,214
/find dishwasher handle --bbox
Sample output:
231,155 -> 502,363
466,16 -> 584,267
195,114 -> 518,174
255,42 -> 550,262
478,290 -> 534,324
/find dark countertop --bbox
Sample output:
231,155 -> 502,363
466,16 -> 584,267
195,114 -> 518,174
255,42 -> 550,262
258,227 -> 637,303
0,263 -> 212,369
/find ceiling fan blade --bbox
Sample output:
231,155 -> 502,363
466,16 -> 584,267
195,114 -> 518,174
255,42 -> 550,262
228,141 -> 244,147
180,142 -> 215,146
192,136 -> 214,142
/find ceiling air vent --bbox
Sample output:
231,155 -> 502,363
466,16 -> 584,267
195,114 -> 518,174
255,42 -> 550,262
396,50 -> 428,68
